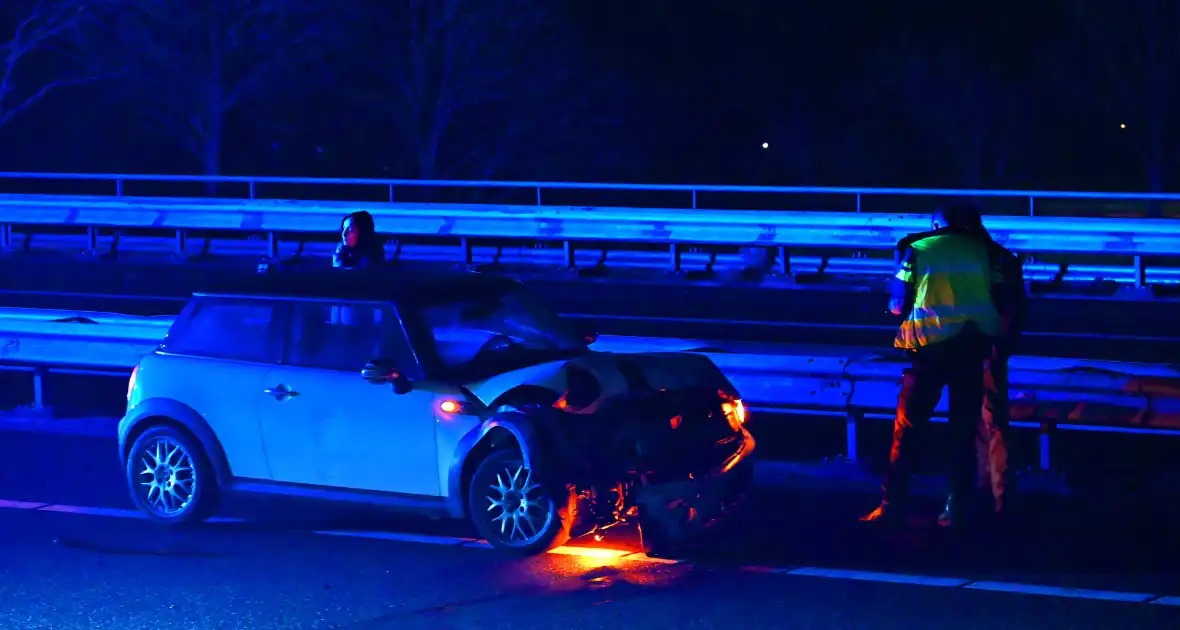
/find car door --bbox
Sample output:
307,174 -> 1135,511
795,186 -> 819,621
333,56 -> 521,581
257,300 -> 442,496
154,297 -> 283,480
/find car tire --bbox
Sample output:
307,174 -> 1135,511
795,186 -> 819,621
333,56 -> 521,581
125,425 -> 220,526
467,447 -> 575,555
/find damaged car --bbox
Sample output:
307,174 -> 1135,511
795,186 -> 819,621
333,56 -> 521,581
118,268 -> 755,556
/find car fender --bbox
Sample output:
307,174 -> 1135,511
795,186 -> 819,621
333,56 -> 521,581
119,398 -> 233,487
445,409 -> 555,518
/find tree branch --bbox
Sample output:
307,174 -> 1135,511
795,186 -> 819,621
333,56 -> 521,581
81,0 -> 334,169
0,0 -> 96,128
0,73 -> 104,127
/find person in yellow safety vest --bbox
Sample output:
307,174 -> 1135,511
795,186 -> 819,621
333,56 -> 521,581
861,203 -> 1006,528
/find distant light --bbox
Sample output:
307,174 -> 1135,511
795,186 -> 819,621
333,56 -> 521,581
761,142 -> 769,149
1120,123 -> 1126,129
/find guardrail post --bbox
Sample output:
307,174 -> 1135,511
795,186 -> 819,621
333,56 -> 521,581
32,367 -> 47,410
86,226 -> 98,252
388,184 -> 395,202
668,243 -> 682,274
249,181 -> 256,200
116,180 -> 124,197
461,237 -> 473,266
845,412 -> 860,462
855,193 -> 862,213
175,229 -> 187,257
1039,421 -> 1053,471
267,232 -> 279,259
1134,255 -> 1147,289
691,190 -> 697,210
563,241 -> 576,269
0,223 -> 10,250
776,246 -> 792,278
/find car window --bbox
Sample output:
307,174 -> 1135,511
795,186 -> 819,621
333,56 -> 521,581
284,301 -> 411,373
162,299 -> 279,363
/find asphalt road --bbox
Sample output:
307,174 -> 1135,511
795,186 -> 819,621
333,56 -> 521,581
3,424 -> 1180,629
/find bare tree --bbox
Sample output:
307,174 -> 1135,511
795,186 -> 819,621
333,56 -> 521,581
87,0 -> 331,176
350,0 -> 617,180
864,46 -> 1018,188
0,0 -> 97,130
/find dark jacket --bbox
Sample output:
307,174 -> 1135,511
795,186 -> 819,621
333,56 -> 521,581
333,211 -> 386,269
985,239 -> 1027,352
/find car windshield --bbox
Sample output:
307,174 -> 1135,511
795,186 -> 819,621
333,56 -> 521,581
410,286 -> 588,376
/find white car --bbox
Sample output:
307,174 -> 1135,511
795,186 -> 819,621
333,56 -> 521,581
118,268 -> 755,555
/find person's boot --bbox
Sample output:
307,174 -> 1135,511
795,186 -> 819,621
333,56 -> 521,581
860,502 -> 907,525
937,493 -> 979,528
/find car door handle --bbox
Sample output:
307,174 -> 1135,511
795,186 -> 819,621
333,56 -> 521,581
264,386 -> 299,399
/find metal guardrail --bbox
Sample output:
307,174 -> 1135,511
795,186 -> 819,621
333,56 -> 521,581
3,309 -> 1180,472
8,233 -> 1180,286
1,193 -> 1180,287
9,170 -> 1180,211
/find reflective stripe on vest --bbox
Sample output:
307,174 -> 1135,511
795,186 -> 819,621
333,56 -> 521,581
894,234 -> 1002,350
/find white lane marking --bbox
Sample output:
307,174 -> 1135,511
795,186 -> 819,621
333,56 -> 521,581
34,504 -> 251,523
964,581 -> 1156,603
38,504 -> 145,519
785,566 -> 970,588
321,530 -> 677,564
16,501 -> 245,523
620,552 -> 681,565
0,499 -> 48,510
3,498 -> 1177,603
313,530 -> 475,546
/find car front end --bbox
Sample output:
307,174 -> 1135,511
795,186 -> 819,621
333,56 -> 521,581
411,278 -> 756,554
570,381 -> 756,554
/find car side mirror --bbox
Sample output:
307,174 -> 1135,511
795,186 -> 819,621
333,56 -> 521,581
362,360 -> 413,395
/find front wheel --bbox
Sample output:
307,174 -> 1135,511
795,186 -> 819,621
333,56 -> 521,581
125,425 -> 220,526
467,448 -> 575,555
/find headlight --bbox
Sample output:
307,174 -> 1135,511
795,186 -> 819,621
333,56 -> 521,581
721,398 -> 746,431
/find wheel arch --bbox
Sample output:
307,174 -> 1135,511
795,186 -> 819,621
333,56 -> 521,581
120,398 -> 233,487
446,400 -> 557,519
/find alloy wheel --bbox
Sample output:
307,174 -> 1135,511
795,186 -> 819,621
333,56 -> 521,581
134,436 -> 197,517
485,464 -> 555,547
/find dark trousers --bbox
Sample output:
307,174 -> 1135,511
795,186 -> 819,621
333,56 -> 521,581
882,326 -> 991,508
975,346 -> 1011,511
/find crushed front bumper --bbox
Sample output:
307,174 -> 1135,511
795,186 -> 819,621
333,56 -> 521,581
633,429 -> 756,546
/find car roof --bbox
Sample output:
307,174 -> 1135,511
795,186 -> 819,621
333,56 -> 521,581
193,266 -> 524,303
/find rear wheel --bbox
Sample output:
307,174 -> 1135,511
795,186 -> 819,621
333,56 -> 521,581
467,448 -> 575,555
125,425 -> 220,526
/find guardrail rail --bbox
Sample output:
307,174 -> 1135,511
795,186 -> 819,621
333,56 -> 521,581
1,172 -> 1180,288
3,308 -> 1179,473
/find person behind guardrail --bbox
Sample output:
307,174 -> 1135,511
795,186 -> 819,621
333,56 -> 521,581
332,210 -> 387,325
333,210 -> 386,269
861,202 -> 1004,528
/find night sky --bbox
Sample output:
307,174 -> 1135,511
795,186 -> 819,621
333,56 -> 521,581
0,0 -> 1169,191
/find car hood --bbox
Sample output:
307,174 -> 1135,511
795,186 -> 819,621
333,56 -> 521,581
465,350 -> 735,414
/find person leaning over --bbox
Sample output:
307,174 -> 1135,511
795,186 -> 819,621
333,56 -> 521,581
861,203 -> 1004,527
